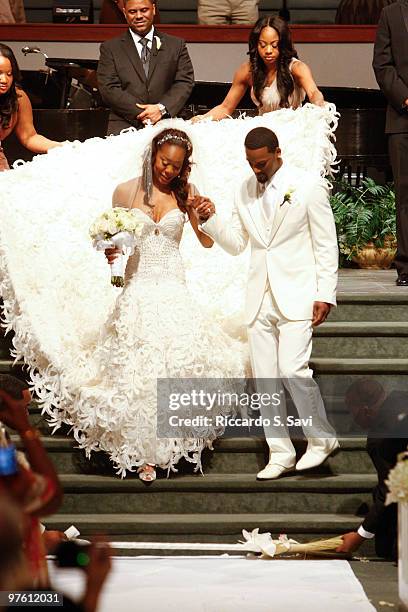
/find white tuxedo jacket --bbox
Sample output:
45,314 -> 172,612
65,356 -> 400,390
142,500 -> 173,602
202,164 -> 338,324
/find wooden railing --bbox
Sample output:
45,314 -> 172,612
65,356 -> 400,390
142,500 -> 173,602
0,23 -> 377,43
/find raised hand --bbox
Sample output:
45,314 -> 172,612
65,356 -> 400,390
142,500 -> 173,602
188,195 -> 216,223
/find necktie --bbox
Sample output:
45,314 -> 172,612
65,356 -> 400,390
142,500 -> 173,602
139,37 -> 150,76
262,186 -> 275,221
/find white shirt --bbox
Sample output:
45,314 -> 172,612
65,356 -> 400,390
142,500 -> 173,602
259,163 -> 286,228
128,25 -> 166,112
129,26 -> 155,60
358,525 -> 375,539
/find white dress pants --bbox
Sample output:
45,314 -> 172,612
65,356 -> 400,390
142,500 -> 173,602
247,288 -> 337,468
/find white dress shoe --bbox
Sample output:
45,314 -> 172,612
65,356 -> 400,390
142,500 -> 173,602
256,463 -> 295,480
296,439 -> 340,471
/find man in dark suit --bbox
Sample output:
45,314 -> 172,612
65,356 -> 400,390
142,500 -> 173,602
373,0 -> 408,286
336,380 -> 408,559
97,0 -> 194,135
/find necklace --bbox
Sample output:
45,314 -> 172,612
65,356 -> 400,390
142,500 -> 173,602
141,198 -> 155,218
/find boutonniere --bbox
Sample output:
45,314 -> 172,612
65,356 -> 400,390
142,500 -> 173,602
280,187 -> 295,207
155,36 -> 162,50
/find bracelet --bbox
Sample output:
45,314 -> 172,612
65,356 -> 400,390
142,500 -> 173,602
20,428 -> 40,441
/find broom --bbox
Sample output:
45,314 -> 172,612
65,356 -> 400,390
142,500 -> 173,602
103,530 -> 345,559
239,529 -> 345,559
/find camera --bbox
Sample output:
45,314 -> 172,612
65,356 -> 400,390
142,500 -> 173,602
0,444 -> 18,476
54,541 -> 91,569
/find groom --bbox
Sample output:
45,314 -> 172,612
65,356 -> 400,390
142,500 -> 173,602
195,127 -> 339,479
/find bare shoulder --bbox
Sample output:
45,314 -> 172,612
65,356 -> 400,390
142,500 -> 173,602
16,88 -> 31,108
234,61 -> 252,83
112,177 -> 139,206
290,59 -> 309,75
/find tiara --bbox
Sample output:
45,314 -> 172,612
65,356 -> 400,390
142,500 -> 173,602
157,133 -> 192,151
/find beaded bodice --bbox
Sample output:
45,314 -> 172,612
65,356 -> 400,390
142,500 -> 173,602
125,207 -> 186,283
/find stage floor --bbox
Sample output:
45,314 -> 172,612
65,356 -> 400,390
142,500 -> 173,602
337,269 -> 402,296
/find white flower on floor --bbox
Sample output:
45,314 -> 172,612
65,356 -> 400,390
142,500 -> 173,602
239,528 -> 278,557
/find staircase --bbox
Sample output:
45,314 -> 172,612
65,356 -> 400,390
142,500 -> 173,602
2,270 -> 407,554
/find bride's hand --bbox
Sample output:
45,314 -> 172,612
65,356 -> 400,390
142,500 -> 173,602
190,196 -> 216,222
105,247 -> 121,264
191,114 -> 207,124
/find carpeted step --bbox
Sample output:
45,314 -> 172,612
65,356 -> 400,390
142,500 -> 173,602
3,357 -> 407,387
42,511 -> 366,536
42,512 -> 375,555
57,472 -> 375,515
12,435 -> 375,475
311,357 -> 408,373
0,332 -> 13,359
210,438 -> 374,475
331,289 -> 408,323
0,358 -> 27,380
312,322 -> 408,358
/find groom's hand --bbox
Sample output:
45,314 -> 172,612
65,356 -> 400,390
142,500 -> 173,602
335,532 -> 365,554
312,301 -> 331,326
189,196 -> 216,223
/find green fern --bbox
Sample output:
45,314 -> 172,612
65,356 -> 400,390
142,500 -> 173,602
330,178 -> 396,259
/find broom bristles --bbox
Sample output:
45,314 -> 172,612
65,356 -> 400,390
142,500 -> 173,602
272,536 -> 343,557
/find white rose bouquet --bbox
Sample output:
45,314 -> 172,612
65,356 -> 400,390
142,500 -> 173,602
386,450 -> 408,505
90,208 -> 144,287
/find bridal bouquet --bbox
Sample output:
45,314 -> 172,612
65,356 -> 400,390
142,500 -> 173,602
90,208 -> 144,287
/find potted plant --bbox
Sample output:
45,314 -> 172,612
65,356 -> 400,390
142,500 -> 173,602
330,177 -> 396,268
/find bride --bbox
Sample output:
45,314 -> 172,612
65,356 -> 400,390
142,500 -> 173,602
73,127 -> 246,481
0,107 -> 338,482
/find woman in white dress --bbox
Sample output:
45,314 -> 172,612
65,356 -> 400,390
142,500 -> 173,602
76,127 -> 246,481
0,108 -> 338,485
195,15 -> 324,120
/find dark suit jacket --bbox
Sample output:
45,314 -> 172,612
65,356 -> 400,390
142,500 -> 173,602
361,391 -> 408,558
373,0 -> 408,133
97,29 -> 194,134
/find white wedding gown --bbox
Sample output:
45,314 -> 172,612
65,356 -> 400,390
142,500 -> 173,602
72,207 -> 246,475
0,106 -> 338,477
